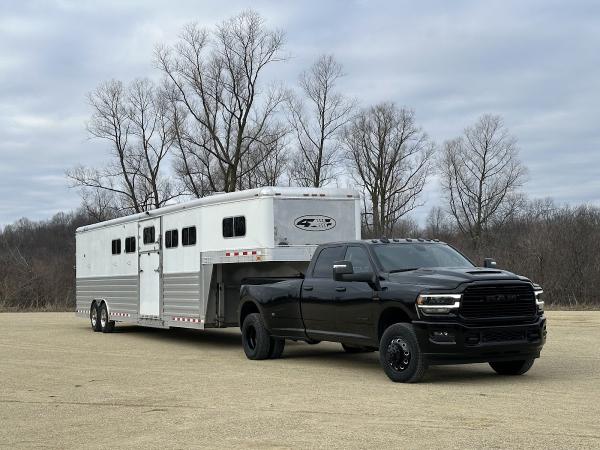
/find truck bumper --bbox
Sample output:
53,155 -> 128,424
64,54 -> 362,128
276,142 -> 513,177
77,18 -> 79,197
412,316 -> 547,365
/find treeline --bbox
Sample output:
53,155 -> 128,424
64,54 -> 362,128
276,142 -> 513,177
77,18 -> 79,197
0,202 -> 598,311
0,211 -> 92,311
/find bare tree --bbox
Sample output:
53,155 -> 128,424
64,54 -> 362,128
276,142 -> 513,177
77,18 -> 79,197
68,79 -> 177,213
425,206 -> 453,237
287,55 -> 354,187
157,10 -> 287,196
345,103 -> 434,236
440,114 -> 527,247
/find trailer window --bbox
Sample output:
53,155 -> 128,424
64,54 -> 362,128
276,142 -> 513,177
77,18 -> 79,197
312,246 -> 345,278
182,226 -> 196,246
165,229 -> 178,248
223,216 -> 246,238
111,239 -> 121,255
125,236 -> 136,253
143,226 -> 155,245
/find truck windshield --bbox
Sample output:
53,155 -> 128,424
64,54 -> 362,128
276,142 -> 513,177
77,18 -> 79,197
372,243 -> 473,272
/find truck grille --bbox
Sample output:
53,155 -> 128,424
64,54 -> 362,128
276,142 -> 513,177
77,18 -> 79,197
460,284 -> 536,320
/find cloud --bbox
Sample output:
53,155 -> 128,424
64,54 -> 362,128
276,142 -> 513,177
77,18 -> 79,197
0,0 -> 598,225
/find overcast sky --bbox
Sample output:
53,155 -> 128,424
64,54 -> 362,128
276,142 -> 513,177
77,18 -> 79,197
1,0 -> 599,226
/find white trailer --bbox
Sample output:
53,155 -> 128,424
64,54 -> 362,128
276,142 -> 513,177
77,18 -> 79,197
75,187 -> 361,331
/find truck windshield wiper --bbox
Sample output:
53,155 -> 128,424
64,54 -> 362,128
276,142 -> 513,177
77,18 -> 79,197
389,268 -> 420,273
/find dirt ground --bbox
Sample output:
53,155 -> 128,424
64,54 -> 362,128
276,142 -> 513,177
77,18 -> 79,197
0,312 -> 599,449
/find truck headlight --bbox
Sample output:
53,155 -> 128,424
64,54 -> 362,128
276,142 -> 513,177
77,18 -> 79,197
416,294 -> 462,315
535,289 -> 544,312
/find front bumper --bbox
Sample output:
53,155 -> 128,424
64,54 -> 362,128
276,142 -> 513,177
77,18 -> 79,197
413,316 -> 547,365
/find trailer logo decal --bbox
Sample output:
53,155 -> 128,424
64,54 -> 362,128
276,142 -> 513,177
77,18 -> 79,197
294,215 -> 336,231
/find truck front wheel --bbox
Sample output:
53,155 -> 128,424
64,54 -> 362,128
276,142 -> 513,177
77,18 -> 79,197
489,359 -> 535,375
242,313 -> 271,360
379,323 -> 427,383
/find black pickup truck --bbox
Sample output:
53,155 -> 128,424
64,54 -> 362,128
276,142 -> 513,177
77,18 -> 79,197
238,239 -> 546,382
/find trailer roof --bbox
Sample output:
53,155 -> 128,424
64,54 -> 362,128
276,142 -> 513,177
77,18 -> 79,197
76,187 -> 360,233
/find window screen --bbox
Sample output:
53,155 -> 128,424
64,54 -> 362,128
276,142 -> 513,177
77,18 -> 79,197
165,229 -> 178,248
125,236 -> 136,253
345,246 -> 372,273
111,239 -> 121,255
143,226 -> 155,245
223,216 -> 246,238
312,246 -> 345,278
182,226 -> 196,246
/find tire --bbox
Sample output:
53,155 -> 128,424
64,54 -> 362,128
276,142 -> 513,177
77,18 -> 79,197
90,303 -> 101,332
379,323 -> 427,383
489,358 -> 535,375
241,313 -> 271,360
99,303 -> 115,333
269,338 -> 286,359
342,344 -> 374,353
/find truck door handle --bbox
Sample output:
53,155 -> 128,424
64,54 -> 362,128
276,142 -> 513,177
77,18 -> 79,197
336,287 -> 346,292
303,286 -> 313,291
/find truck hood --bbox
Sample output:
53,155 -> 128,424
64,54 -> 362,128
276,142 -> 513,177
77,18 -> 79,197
386,266 -> 530,291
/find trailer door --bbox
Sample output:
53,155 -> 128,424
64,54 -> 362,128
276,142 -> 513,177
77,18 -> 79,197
138,217 -> 162,317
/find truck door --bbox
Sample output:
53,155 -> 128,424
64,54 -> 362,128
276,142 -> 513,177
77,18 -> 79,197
138,218 -> 161,317
334,245 -> 376,343
301,245 -> 345,340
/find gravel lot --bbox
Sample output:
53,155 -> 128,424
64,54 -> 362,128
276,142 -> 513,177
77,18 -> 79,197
0,311 -> 599,449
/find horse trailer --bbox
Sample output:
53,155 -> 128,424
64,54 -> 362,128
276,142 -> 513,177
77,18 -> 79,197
75,187 -> 361,331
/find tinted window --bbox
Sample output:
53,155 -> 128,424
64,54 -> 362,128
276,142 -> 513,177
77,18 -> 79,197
345,246 -> 372,273
143,226 -> 155,245
312,246 -> 345,278
234,216 -> 246,237
222,218 -> 233,238
372,243 -> 473,272
223,216 -> 246,238
165,229 -> 178,248
182,226 -> 196,246
111,239 -> 121,255
125,236 -> 136,253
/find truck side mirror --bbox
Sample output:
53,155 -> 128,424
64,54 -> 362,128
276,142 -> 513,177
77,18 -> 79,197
333,260 -> 354,281
483,258 -> 497,268
333,260 -> 375,283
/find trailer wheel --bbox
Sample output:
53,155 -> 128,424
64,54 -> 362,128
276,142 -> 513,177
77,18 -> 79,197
242,313 -> 271,360
379,323 -> 427,383
489,358 -> 535,375
90,303 -> 101,332
99,303 -> 115,333
341,344 -> 374,353
269,338 -> 286,359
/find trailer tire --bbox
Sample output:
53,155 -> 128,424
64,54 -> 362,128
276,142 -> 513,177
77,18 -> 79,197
269,338 -> 286,359
379,323 -> 427,383
242,313 -> 271,360
99,303 -> 115,333
90,303 -> 101,332
489,358 -> 535,375
341,344 -> 374,353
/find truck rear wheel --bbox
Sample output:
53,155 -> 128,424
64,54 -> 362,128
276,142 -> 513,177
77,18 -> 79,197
242,313 -> 271,360
379,323 -> 427,383
269,338 -> 286,359
489,358 -> 535,375
90,303 -> 101,332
